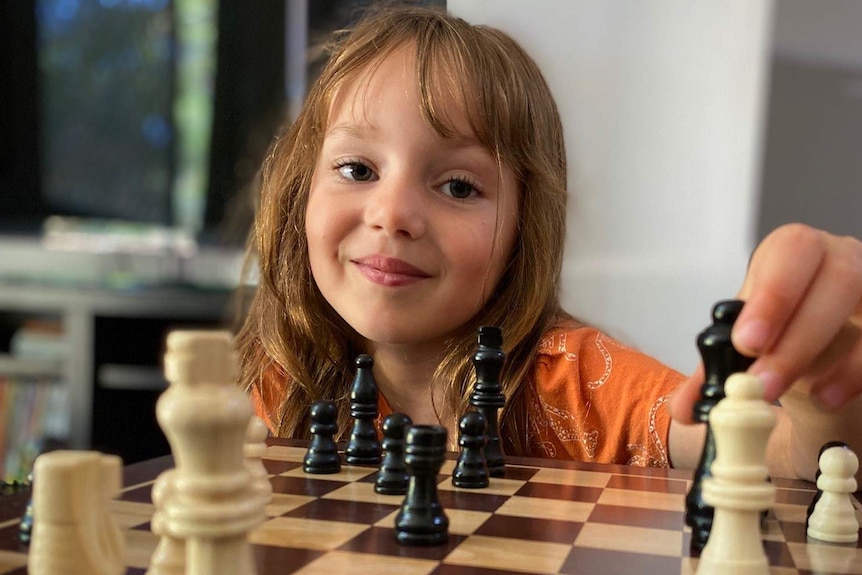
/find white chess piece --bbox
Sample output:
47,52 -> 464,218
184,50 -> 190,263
238,415 -> 273,572
807,445 -> 859,544
245,415 -> 273,507
146,469 -> 185,575
29,450 -> 126,575
696,373 -> 776,575
157,330 -> 265,575
99,455 -> 125,571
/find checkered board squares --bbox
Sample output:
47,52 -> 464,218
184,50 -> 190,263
0,443 -> 861,575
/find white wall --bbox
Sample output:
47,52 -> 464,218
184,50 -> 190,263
449,1 -> 774,373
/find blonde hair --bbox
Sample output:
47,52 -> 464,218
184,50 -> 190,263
235,4 -> 570,454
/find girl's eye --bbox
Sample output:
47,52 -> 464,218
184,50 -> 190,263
441,177 -> 479,200
336,161 -> 376,182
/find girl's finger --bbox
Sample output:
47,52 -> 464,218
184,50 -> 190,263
668,363 -> 705,425
746,234 -> 862,402
733,224 -> 826,357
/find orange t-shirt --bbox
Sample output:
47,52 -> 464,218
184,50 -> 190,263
521,325 -> 682,467
249,325 -> 684,468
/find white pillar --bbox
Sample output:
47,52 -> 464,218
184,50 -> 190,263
449,1 -> 774,372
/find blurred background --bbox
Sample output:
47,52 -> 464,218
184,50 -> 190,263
0,0 -> 859,483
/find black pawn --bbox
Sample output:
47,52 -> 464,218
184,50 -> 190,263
345,355 -> 382,466
452,411 -> 489,489
395,425 -> 449,546
19,472 -> 34,544
304,400 -> 341,474
806,440 -> 849,529
470,326 -> 506,477
685,299 -> 755,551
375,412 -> 413,495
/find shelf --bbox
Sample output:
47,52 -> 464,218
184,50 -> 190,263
0,281 -> 234,462
0,353 -> 64,378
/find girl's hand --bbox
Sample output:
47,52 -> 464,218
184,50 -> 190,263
670,223 -> 862,424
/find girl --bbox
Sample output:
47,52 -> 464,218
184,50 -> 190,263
236,5 -> 862,479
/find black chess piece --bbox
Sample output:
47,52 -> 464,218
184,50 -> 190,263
18,472 -> 34,544
452,411 -> 489,489
395,424 -> 449,546
304,400 -> 341,474
806,440 -> 849,529
375,412 -> 413,495
345,354 -> 383,466
685,299 -> 755,551
470,326 -> 506,477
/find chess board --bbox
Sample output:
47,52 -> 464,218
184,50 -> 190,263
1,439 -> 860,575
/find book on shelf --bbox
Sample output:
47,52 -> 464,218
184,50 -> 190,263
0,320 -> 69,485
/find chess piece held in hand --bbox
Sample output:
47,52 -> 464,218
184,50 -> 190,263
686,299 -> 754,551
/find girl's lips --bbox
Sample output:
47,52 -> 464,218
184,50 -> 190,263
352,255 -> 431,286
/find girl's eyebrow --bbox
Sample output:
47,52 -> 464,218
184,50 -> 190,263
327,122 -> 485,151
325,122 -> 378,140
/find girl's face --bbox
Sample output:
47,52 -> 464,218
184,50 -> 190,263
306,45 -> 519,350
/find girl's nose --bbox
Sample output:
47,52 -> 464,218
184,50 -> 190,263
364,176 -> 427,239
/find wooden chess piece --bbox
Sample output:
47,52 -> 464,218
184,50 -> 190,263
246,415 -> 273,505
685,299 -> 754,551
146,469 -> 184,575
395,425 -> 449,545
99,454 -> 125,571
345,355 -> 382,465
375,412 -> 413,495
28,450 -> 125,575
18,472 -> 34,544
470,326 -> 506,477
304,400 -> 341,474
236,417 -> 272,575
807,445 -> 859,544
157,330 -> 265,575
805,440 -> 848,529
696,373 -> 775,575
452,411 -> 489,489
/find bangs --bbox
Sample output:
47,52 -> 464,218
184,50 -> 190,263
413,27 -> 527,185
414,39 -> 486,145
315,14 -> 517,171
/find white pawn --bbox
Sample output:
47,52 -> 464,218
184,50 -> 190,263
696,373 -> 776,575
157,330 -> 265,575
29,450 -> 126,575
807,445 -> 859,544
